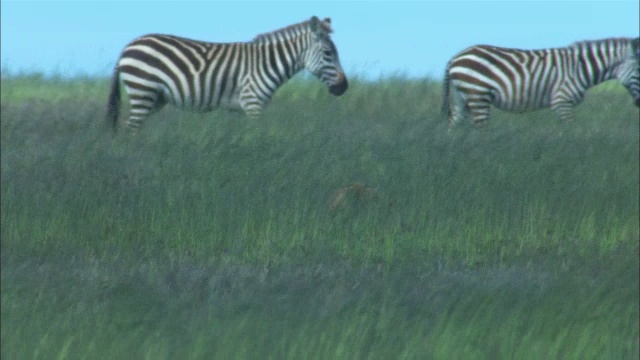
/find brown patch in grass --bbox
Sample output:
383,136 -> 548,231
329,182 -> 378,211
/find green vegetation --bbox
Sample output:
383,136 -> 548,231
2,73 -> 638,359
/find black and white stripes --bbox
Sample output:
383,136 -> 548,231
443,37 -> 640,128
107,16 -> 348,131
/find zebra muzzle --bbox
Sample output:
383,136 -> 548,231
329,76 -> 348,96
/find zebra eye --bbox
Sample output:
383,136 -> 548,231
323,49 -> 333,57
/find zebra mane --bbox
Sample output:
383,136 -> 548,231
569,37 -> 633,50
252,16 -> 333,44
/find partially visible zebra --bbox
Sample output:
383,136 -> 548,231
107,16 -> 348,132
442,37 -> 639,128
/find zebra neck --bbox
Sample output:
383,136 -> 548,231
254,41 -> 305,88
574,44 -> 622,87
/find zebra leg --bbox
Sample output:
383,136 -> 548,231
239,86 -> 266,118
449,88 -> 493,129
465,90 -> 495,128
448,106 -> 466,129
123,89 -> 166,132
551,86 -> 583,122
467,101 -> 492,128
242,105 -> 263,118
550,98 -> 576,122
119,79 -> 165,133
127,100 -> 166,132
447,88 -> 468,130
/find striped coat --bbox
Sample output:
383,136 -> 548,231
107,16 -> 348,132
443,37 -> 639,128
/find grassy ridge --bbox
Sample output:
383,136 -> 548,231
1,74 -> 639,358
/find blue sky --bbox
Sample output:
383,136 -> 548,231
1,1 -> 638,79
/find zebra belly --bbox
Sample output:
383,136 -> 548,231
491,93 -> 551,113
167,91 -> 243,113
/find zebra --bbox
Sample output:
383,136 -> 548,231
106,16 -> 348,132
442,37 -> 639,129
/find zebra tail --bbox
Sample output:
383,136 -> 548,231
106,67 -> 121,132
441,65 -> 450,117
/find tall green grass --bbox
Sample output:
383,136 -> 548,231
2,73 -> 638,359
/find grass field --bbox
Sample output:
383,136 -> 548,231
1,72 -> 639,359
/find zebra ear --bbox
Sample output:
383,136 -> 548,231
310,16 -> 332,36
322,18 -> 334,33
310,16 -> 320,33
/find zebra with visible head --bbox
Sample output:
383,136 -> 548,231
442,37 -> 640,129
107,16 -> 348,132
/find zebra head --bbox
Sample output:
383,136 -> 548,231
619,37 -> 640,107
303,16 -> 349,96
